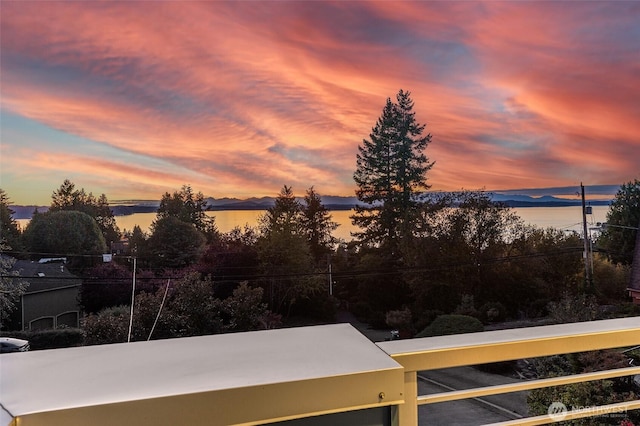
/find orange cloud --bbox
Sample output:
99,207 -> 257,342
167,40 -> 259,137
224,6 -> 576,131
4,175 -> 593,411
1,1 -> 638,204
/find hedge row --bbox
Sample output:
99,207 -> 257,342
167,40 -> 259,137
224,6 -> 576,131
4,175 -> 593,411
1,328 -> 84,350
416,314 -> 484,338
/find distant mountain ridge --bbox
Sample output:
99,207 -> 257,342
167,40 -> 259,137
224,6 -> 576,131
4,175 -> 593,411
11,191 -> 612,219
490,194 -> 611,207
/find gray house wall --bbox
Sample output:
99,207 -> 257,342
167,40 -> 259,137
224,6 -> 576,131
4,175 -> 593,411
22,285 -> 81,330
8,259 -> 83,331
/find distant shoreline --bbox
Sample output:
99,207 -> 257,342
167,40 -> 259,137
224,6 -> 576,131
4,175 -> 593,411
501,200 -> 610,208
10,199 -> 610,220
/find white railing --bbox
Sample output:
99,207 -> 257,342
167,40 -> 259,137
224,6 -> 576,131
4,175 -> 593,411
377,316 -> 640,425
3,317 -> 639,425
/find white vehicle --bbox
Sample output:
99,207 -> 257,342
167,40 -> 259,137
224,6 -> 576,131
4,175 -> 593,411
0,337 -> 30,353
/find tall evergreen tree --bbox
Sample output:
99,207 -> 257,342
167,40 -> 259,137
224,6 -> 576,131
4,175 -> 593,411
94,193 -> 120,245
300,187 -> 339,263
156,185 -> 217,240
258,185 -> 303,237
50,179 -> 79,210
597,179 -> 640,265
256,186 -> 321,315
126,225 -> 147,254
0,189 -> 22,253
352,90 -> 433,251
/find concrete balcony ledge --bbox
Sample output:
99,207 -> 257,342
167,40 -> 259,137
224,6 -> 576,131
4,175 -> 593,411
0,324 -> 404,426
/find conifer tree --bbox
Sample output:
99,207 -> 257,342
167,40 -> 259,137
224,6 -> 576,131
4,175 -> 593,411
156,184 -> 216,238
597,179 -> 640,265
352,90 -> 433,251
300,187 -> 338,263
258,186 -> 302,237
256,186 -> 321,315
0,189 -> 22,253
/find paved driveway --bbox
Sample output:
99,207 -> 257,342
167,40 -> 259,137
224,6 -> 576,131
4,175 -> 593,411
418,366 -> 529,425
337,311 -> 531,425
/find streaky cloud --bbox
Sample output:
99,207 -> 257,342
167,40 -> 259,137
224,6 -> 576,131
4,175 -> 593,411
1,1 -> 638,204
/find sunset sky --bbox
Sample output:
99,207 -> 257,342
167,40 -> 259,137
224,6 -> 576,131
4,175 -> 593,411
1,1 -> 638,205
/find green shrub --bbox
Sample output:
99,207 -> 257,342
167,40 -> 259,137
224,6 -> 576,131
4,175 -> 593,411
548,293 -> 599,324
416,314 -> 484,338
82,305 -> 129,346
592,254 -> 630,304
412,309 -> 443,334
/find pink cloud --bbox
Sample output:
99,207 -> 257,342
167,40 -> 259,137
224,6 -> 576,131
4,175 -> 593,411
1,1 -> 638,204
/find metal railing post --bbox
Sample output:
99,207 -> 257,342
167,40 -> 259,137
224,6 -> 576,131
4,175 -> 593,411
398,370 -> 418,426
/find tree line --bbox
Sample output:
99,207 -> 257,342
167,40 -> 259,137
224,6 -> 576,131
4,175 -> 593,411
1,90 -> 638,340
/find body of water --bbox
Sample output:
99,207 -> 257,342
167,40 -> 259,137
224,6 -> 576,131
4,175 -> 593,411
513,205 -> 608,233
16,205 -> 609,242
113,205 -> 608,241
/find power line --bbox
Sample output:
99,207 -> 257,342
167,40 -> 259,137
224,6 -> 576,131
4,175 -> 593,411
0,246 -> 585,283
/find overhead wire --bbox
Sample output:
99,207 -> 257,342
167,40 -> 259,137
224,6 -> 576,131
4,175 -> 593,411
0,246 -> 586,284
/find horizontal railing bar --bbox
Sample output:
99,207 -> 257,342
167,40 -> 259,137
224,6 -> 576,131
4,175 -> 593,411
484,399 -> 640,426
382,319 -> 640,426
417,366 -> 640,405
378,317 -> 640,372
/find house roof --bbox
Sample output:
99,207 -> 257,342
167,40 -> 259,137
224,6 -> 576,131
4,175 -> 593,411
10,259 -> 81,293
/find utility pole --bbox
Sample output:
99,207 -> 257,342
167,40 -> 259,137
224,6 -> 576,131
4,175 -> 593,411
629,218 -> 640,302
327,254 -> 333,296
581,183 -> 592,292
127,251 -> 137,343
